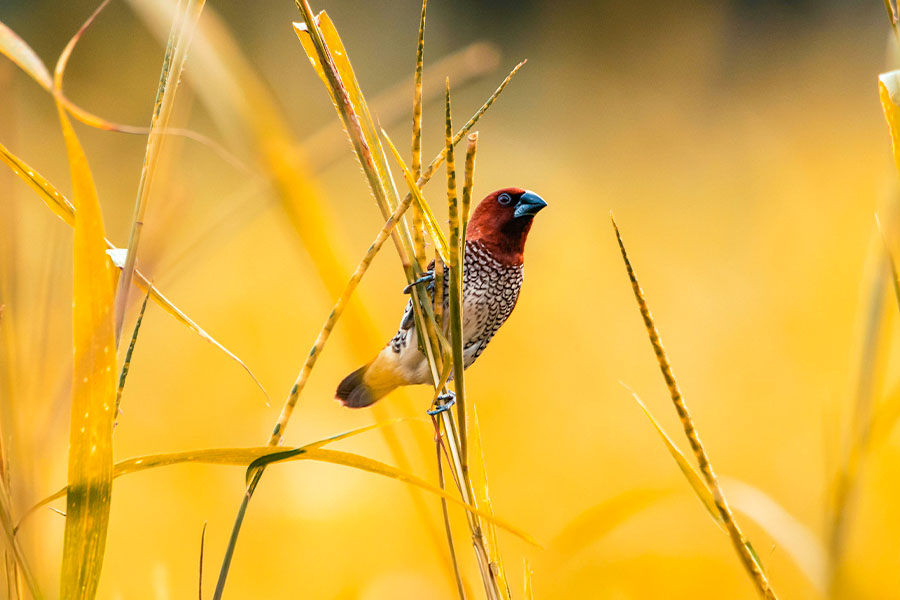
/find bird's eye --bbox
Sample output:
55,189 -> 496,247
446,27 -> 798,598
497,192 -> 512,205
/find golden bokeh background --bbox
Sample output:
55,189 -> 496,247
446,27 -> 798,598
1,0 -> 898,598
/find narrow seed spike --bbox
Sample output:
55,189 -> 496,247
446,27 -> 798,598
610,214 -> 778,600
410,0 -> 428,269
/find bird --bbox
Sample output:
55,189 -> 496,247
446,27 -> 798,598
335,187 -> 547,409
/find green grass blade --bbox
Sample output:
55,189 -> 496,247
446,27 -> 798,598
53,54 -> 116,600
115,286 -> 151,422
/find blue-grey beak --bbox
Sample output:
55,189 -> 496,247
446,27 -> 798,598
513,190 -> 547,219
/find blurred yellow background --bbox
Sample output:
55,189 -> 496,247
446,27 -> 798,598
1,0 -> 898,598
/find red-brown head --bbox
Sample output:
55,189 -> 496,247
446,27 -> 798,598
465,188 -> 547,265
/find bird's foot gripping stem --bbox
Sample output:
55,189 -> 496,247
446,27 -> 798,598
427,391 -> 456,416
403,273 -> 434,294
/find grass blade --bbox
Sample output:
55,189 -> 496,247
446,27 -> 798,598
0,465 -> 41,598
622,385 -> 723,525
266,198 -> 416,446
0,14 -> 240,168
410,0 -> 427,268
114,0 -> 206,344
53,49 -> 116,600
0,139 -> 268,400
20,420 -> 413,528
461,132 -> 477,239
247,448 -> 537,545
21,423 -> 538,544
436,443 -> 467,600
198,522 -> 207,600
523,559 -> 534,600
444,81 -> 468,467
611,215 -> 778,600
381,130 -> 450,262
0,139 -> 75,226
115,286 -> 151,422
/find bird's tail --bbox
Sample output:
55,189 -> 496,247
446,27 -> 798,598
335,365 -> 376,408
336,363 -> 397,408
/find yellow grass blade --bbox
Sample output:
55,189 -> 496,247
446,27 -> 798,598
21,419 -> 541,547
622,387 -> 723,526
0,471 -> 41,598
382,130 -> 450,262
20,420 -> 413,528
54,63 -> 116,600
879,70 -> 900,177
113,0 -> 206,343
461,132 -> 477,239
266,196 -> 416,445
293,15 -> 405,221
303,41 -> 500,174
523,559 -> 534,600
410,0 -> 427,268
612,216 -> 777,599
0,19 -> 51,90
0,12 -> 242,170
470,402 -> 511,598
249,448 -> 538,545
0,139 -> 74,226
0,139 -> 268,400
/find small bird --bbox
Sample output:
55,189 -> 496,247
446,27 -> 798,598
336,188 -> 547,408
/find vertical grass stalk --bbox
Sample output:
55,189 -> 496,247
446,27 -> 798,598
114,0 -> 205,344
411,0 -> 427,269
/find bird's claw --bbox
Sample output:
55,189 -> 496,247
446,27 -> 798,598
427,391 -> 456,416
403,273 -> 434,294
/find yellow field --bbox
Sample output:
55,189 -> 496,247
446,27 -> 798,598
1,1 -> 898,598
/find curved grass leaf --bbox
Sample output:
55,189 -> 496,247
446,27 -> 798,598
248,447 -> 537,545
54,61 -> 116,600
0,13 -> 242,170
0,139 -> 75,226
20,420 -> 409,526
0,140 -> 267,399
22,419 -> 536,545
622,385 -> 724,527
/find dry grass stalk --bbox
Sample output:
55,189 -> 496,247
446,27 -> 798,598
611,216 -> 779,600
411,0 -> 428,269
114,0 -> 206,344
